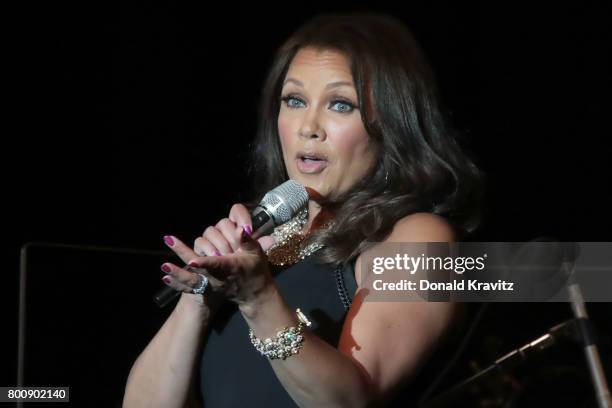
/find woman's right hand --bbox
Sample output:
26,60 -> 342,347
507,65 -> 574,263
160,204 -> 276,315
193,204 -> 275,256
160,235 -> 225,316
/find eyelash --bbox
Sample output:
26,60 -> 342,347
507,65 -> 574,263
280,94 -> 358,114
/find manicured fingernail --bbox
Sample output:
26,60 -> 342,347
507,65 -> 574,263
163,235 -> 175,247
188,260 -> 199,267
162,276 -> 172,284
242,225 -> 252,237
213,250 -> 221,256
161,264 -> 171,273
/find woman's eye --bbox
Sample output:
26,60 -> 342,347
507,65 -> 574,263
281,95 -> 356,113
281,96 -> 305,108
330,100 -> 355,113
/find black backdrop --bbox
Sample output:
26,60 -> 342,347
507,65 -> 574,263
4,1 -> 611,406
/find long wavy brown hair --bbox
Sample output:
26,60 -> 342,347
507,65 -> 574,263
247,12 -> 485,265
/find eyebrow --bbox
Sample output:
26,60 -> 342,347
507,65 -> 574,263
283,78 -> 354,90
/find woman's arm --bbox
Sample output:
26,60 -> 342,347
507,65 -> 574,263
123,203 -> 278,407
122,294 -> 211,408
239,212 -> 457,407
240,286 -> 377,407
123,235 -> 221,408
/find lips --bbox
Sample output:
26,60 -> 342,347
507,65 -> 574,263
296,151 -> 328,174
296,150 -> 327,161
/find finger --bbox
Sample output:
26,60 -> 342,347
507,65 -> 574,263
163,235 -> 199,265
216,218 -> 241,252
203,226 -> 233,255
161,262 -> 202,287
186,256 -> 232,281
237,224 -> 264,255
194,237 -> 221,257
161,263 -> 218,296
185,265 -> 225,291
161,274 -> 194,293
257,235 -> 276,252
228,203 -> 252,231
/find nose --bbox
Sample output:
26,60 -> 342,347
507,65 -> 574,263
297,110 -> 326,141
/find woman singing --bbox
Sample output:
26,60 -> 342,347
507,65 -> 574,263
124,12 -> 483,407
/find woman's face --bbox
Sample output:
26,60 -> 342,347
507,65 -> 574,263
278,47 -> 377,200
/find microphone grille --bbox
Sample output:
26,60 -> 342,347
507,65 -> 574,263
261,180 -> 309,224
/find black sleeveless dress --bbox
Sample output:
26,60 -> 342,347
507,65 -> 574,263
198,254 -> 474,407
199,254 -> 357,407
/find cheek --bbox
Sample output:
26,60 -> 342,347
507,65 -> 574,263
328,123 -> 372,164
277,115 -> 293,155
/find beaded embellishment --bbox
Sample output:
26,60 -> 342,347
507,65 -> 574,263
265,208 -> 325,266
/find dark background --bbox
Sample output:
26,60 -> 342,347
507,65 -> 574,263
4,1 -> 611,406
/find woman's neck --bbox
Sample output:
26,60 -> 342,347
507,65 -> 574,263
301,187 -> 335,234
304,201 -> 321,233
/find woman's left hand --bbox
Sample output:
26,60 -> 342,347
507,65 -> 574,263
184,224 -> 275,307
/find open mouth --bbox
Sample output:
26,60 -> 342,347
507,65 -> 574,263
296,154 -> 328,174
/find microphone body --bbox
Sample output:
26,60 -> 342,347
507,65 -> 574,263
153,180 -> 309,308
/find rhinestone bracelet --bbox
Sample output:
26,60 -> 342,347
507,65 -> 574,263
249,308 -> 312,360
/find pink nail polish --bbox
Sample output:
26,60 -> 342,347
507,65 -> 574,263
162,276 -> 172,284
163,235 -> 175,247
242,225 -> 252,237
214,250 -> 221,256
188,260 -> 199,267
161,264 -> 171,273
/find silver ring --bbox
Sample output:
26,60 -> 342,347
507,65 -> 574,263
191,273 -> 209,295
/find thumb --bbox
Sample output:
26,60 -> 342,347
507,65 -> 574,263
257,235 -> 276,252
237,224 -> 263,254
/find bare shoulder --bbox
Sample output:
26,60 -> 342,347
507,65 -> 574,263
354,212 -> 455,284
343,213 -> 460,397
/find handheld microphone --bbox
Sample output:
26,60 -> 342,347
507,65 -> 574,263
153,180 -> 309,308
